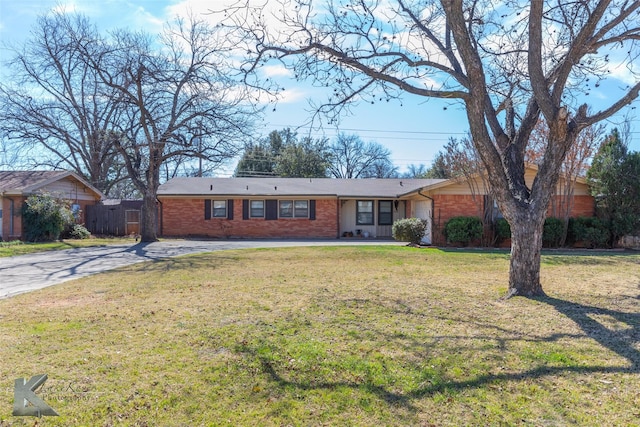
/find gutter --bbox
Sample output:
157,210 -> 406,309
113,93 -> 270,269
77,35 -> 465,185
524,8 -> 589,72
157,197 -> 163,237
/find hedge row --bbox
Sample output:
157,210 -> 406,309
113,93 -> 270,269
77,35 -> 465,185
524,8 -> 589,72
487,216 -> 610,248
389,215 -> 611,248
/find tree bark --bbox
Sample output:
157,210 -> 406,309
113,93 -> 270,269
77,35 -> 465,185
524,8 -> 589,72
140,189 -> 158,242
506,210 -> 546,297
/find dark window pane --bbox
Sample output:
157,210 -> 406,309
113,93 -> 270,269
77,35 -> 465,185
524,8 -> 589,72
212,200 -> 227,218
294,200 -> 308,218
356,200 -> 374,225
279,200 -> 293,217
378,200 -> 393,225
250,200 -> 264,217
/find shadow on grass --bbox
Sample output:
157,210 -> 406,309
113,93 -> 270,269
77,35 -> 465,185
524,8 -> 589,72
246,295 -> 640,412
539,296 -> 640,370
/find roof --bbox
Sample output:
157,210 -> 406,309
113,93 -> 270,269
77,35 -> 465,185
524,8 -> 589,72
0,170 -> 104,198
157,177 -> 446,199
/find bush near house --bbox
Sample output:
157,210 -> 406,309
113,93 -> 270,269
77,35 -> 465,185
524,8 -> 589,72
392,218 -> 427,245
542,217 -> 565,248
21,192 -> 75,242
444,216 -> 483,246
567,217 -> 610,248
66,224 -> 92,240
492,217 -> 610,249
494,218 -> 511,244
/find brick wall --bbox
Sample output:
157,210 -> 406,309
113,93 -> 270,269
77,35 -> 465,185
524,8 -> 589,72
160,198 -> 339,239
431,194 -> 484,245
548,195 -> 595,218
429,193 -> 595,245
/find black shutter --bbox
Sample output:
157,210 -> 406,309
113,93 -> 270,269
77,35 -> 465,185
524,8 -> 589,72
204,199 -> 211,220
227,199 -> 234,220
242,200 -> 249,220
309,200 -> 316,220
265,200 -> 278,220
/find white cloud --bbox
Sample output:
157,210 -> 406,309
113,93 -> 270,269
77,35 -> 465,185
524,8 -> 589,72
262,65 -> 293,78
276,87 -> 306,104
607,60 -> 638,86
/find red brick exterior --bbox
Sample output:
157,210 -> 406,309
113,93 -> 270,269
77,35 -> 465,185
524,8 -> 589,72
160,197 -> 339,239
430,194 -> 485,245
429,193 -> 595,245
160,192 -> 595,243
548,195 -> 595,218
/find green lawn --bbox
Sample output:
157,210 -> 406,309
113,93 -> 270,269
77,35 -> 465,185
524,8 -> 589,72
0,237 -> 137,257
0,246 -> 639,426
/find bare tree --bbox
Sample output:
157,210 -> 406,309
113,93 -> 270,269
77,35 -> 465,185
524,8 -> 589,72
328,133 -> 397,178
403,163 -> 430,178
0,12 -> 127,195
527,119 -> 606,244
81,15 -> 258,241
225,0 -> 640,297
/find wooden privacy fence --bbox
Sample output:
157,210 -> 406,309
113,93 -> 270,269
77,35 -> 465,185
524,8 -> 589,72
85,202 -> 142,236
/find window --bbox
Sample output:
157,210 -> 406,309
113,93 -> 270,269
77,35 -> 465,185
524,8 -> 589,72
212,200 -> 227,218
279,200 -> 309,218
71,203 -> 81,221
279,200 -> 293,217
294,200 -> 309,218
250,200 -> 264,218
378,200 -> 393,225
356,200 -> 374,225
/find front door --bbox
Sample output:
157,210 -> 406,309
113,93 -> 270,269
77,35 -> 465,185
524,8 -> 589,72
414,200 -> 432,245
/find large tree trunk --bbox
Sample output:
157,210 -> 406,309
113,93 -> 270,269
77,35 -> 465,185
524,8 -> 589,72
506,210 -> 546,297
140,190 -> 158,242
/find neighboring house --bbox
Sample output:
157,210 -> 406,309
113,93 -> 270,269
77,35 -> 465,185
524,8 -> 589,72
157,165 -> 595,245
0,171 -> 104,241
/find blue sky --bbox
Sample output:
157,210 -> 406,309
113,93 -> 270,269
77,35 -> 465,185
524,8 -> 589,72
1,0 -> 638,177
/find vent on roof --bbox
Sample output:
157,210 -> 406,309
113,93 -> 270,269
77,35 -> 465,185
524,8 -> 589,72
400,181 -> 403,186
274,186 -> 277,191
210,185 -> 213,191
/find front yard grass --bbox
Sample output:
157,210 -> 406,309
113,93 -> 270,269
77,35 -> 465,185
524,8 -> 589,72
0,246 -> 639,426
0,237 -> 137,257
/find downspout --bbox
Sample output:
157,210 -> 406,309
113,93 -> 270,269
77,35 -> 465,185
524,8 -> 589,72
336,196 -> 342,239
157,197 -> 163,237
0,192 -> 5,240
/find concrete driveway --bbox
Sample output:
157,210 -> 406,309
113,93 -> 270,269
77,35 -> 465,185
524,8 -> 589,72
0,239 -> 402,299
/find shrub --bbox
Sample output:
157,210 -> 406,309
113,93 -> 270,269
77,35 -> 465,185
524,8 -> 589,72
568,216 -> 610,248
68,224 -> 91,240
542,217 -> 565,248
495,218 -> 511,242
392,218 -> 427,245
444,216 -> 483,246
22,192 -> 75,242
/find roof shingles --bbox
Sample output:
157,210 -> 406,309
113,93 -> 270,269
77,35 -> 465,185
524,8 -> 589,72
157,177 -> 446,198
0,171 -> 72,194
